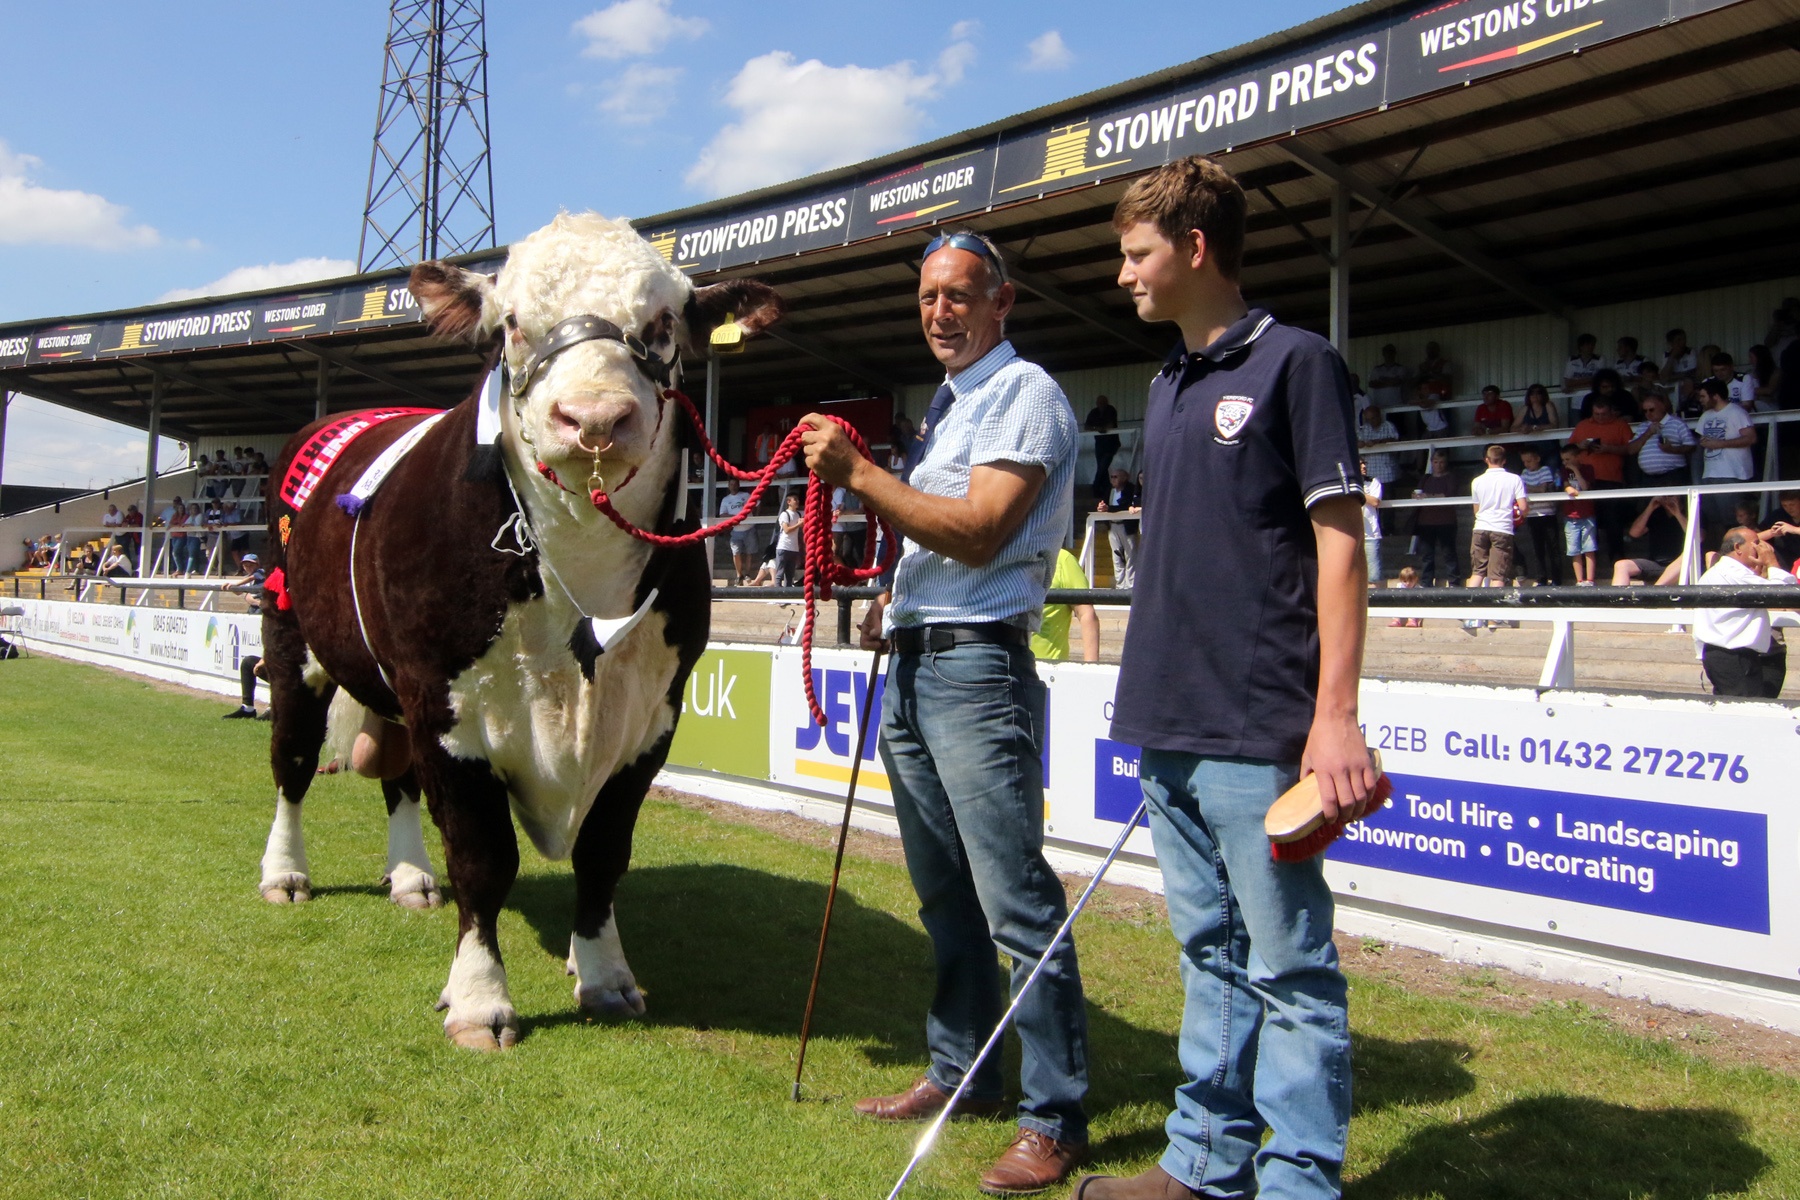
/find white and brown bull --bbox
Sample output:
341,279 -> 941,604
256,213 -> 780,1049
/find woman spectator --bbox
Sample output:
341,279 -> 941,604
168,501 -> 201,576
1512,383 -> 1559,438
774,492 -> 803,586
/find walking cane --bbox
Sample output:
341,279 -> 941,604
882,798 -> 1150,1200
791,642 -> 886,1102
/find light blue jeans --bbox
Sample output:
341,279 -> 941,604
1139,751 -> 1350,1198
879,641 -> 1090,1145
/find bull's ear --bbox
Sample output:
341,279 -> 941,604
409,262 -> 499,342
686,279 -> 784,350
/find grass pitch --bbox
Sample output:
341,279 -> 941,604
1,653 -> 1798,1199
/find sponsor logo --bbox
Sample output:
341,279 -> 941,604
1214,397 -> 1254,442
1092,738 -> 1147,826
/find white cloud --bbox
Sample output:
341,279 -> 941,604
2,396 -> 184,490
685,28 -> 978,198
600,63 -> 685,125
157,256 -> 356,303
1024,30 -> 1074,71
574,0 -> 708,60
0,141 -> 159,250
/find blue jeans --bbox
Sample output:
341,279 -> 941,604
1140,751 -> 1350,1198
879,641 -> 1089,1144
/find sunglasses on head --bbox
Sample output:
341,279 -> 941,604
922,232 -> 1007,282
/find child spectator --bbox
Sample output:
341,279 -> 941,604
1471,385 -> 1513,434
1613,335 -> 1646,379
1360,458 -> 1383,583
1388,565 -> 1421,628
1517,446 -> 1562,585
1032,547 -> 1101,663
1560,443 -> 1598,585
1466,444 -> 1528,629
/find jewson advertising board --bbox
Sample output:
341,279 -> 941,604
768,645 -> 895,804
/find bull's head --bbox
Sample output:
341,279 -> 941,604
409,212 -> 781,488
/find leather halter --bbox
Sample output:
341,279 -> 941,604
508,313 -> 679,398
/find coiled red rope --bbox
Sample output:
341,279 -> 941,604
539,388 -> 896,726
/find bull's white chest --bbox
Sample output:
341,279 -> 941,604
439,595 -> 680,860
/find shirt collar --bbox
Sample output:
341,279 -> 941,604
945,339 -> 1017,398
1161,308 -> 1277,374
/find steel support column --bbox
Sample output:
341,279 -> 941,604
1328,184 -> 1350,352
702,350 -> 719,524
0,391 -> 10,512
315,360 -> 332,421
139,369 -> 163,577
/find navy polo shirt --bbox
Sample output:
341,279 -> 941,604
1110,309 -> 1363,763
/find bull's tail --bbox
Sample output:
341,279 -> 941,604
325,688 -> 366,771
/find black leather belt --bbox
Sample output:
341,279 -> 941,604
891,622 -> 1029,655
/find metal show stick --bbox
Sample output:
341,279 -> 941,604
883,798 -> 1150,1200
791,644 -> 886,1102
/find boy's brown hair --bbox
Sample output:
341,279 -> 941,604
1112,156 -> 1247,281
1397,566 -> 1419,585
1485,444 -> 1509,466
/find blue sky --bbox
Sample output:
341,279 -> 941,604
0,0 -> 1342,488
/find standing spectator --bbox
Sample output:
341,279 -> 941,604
1695,527 -> 1795,698
1631,360 -> 1668,415
1748,345 -> 1779,410
1412,450 -> 1461,586
230,446 -> 251,497
1577,368 -> 1630,421
1560,443 -> 1599,585
1367,344 -> 1409,413
1361,458 -> 1384,583
774,492 -> 802,586
1098,466 -> 1139,588
120,503 -> 143,559
1779,315 -> 1800,412
1758,491 -> 1800,570
100,503 -> 124,552
1612,335 -> 1646,379
1465,445 -> 1528,628
1660,328 -> 1698,403
1563,333 -> 1604,399
716,477 -> 754,584
1085,393 -> 1121,498
1569,394 -> 1632,560
1627,392 -> 1696,493
1471,384 -> 1513,435
1347,372 -> 1370,419
1512,383 -> 1558,438
1032,547 -> 1100,663
832,484 -> 866,568
1356,402 -> 1398,485
1708,352 -> 1758,411
1414,342 -> 1452,432
1697,377 -> 1757,542
1517,446 -> 1562,585
1610,496 -> 1690,587
752,422 -> 782,472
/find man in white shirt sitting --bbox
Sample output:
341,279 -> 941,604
1696,527 -> 1797,698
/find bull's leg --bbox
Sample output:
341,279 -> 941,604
417,748 -> 520,1051
566,738 -> 667,1018
259,631 -> 332,904
381,768 -> 443,910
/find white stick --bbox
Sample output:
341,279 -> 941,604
883,799 -> 1149,1200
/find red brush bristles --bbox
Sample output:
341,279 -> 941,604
1269,773 -> 1394,863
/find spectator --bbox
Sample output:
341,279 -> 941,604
1627,392 -> 1695,493
1560,443 -> 1599,586
1517,446 -> 1562,586
225,552 -> 265,613
1577,368 -> 1632,421
1695,527 -> 1796,698
1361,458 -> 1384,583
1387,564 -> 1422,627
1357,402 -> 1398,484
166,501 -> 194,575
1412,449 -> 1461,586
1758,491 -> 1800,570
1465,444 -> 1528,629
1415,341 -> 1452,432
774,492 -> 802,585
1471,384 -> 1513,435
1348,372 -> 1370,419
231,446 -> 251,497
218,498 -> 249,567
1748,345 -> 1778,410
1632,360 -> 1668,413
99,543 -> 131,578
1708,351 -> 1758,411
889,411 -> 916,450
1085,394 -> 1121,498
1563,333 -> 1604,398
101,503 -> 123,532
1611,497 -> 1689,587
1660,328 -> 1698,398
1098,466 -> 1139,588
1612,335 -> 1646,379
1367,343 -> 1409,412
716,477 -> 754,584
1697,377 -> 1757,542
833,484 -> 866,568
1569,393 -> 1632,559
248,452 -> 270,494
1031,547 -> 1100,663
1512,383 -> 1557,437
222,654 -> 269,720
120,503 -> 143,558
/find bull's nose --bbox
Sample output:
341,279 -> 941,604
551,399 -> 635,450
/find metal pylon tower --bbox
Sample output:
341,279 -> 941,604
357,0 -> 496,271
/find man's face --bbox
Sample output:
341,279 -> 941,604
1782,496 -> 1800,521
1431,453 -> 1449,474
1578,339 -> 1596,357
1109,469 -> 1128,488
918,247 -> 1013,373
1593,401 -> 1617,422
1117,221 -> 1204,326
1729,531 -> 1763,567
1713,360 -> 1734,382
1642,396 -> 1667,422
1482,388 -> 1499,404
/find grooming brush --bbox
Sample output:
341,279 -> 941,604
1265,750 -> 1392,862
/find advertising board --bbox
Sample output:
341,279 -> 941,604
668,648 -> 772,779
11,599 -> 262,688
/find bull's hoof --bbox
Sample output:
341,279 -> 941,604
261,873 -> 312,904
445,1018 -> 519,1051
576,981 -> 647,1019
382,868 -> 443,910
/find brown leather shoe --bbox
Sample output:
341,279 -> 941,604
1069,1165 -> 1200,1199
853,1076 -> 1007,1121
979,1128 -> 1084,1195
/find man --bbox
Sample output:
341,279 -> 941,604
1613,335 -> 1647,379
1471,384 -> 1513,435
1569,394 -> 1632,562
1086,394 -> 1121,497
1626,392 -> 1695,493
1709,351 -> 1758,411
798,229 -> 1087,1196
1098,466 -> 1139,588
1076,156 -> 1376,1200
1356,402 -> 1397,486
1412,450 -> 1462,587
715,477 -> 755,584
1759,491 -> 1800,570
1033,547 -> 1100,663
1610,496 -> 1689,587
1366,344 -> 1408,413
1695,527 -> 1795,698
1465,444 -> 1528,630
1563,333 -> 1603,398
1414,342 -> 1452,432
1696,377 -> 1757,542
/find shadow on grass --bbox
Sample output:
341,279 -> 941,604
507,862 -> 1187,1117
1348,1096 -> 1768,1199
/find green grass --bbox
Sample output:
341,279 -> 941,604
2,653 -> 1798,1198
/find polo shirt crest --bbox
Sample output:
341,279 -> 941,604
1214,396 -> 1255,443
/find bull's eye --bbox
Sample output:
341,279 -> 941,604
504,313 -> 519,329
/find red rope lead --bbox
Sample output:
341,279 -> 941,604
573,388 -> 896,727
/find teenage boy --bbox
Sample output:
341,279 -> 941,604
1465,445 -> 1528,630
1697,377 -> 1757,543
1561,443 -> 1598,585
1079,155 -> 1376,1200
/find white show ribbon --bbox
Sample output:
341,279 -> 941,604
339,411 -> 449,516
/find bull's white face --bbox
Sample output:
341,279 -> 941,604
494,214 -> 692,478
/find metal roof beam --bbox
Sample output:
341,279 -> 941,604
155,364 -> 298,426
1275,141 -> 1570,321
280,340 -> 448,405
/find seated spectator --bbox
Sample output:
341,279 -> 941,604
1563,333 -> 1603,398
1758,492 -> 1800,570
1660,328 -> 1698,398
1694,527 -> 1796,698
1512,383 -> 1558,437
1471,385 -> 1514,435
1411,450 -> 1461,586
1414,342 -> 1452,432
1387,565 -> 1422,628
99,544 -> 132,578
1357,402 -> 1399,485
1707,351 -> 1758,412
1517,446 -> 1562,586
1577,368 -> 1632,421
1613,335 -> 1646,380
1560,443 -> 1598,586
1611,496 -> 1689,587
223,653 -> 268,720
1367,343 -> 1409,412
1032,547 -> 1100,663
1626,392 -> 1695,493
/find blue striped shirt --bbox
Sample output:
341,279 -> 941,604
886,340 -> 1078,632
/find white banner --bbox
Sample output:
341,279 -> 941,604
10,598 -> 262,690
